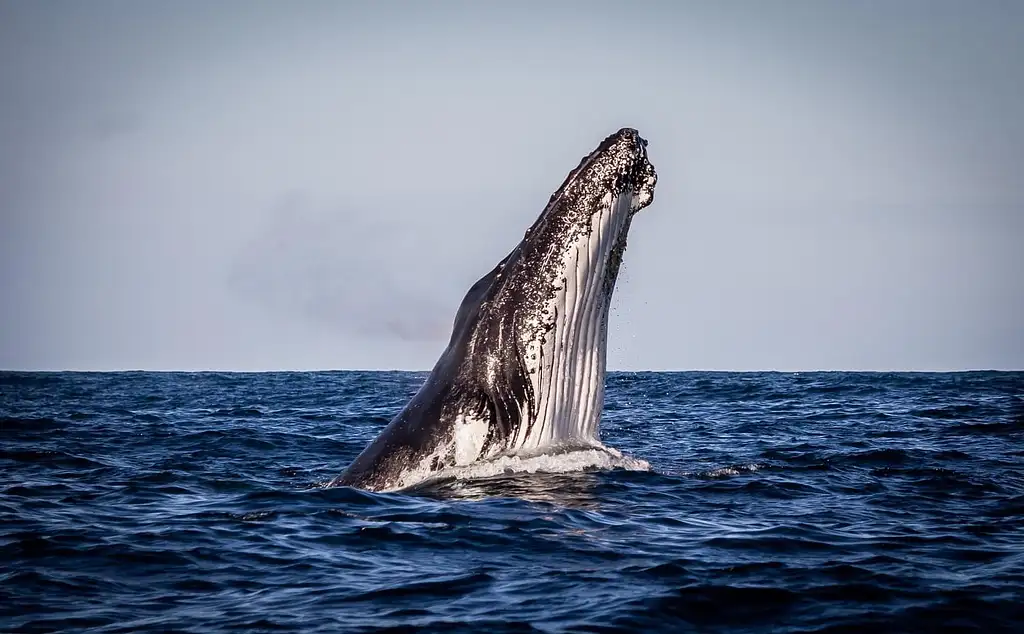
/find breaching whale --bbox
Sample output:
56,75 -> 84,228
331,128 -> 658,492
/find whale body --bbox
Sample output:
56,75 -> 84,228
331,128 -> 658,492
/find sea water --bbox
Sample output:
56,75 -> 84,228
2,371 -> 1022,632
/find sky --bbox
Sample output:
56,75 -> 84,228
1,0 -> 1022,371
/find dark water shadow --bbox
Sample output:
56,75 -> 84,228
409,470 -> 607,509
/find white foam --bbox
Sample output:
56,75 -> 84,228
687,463 -> 764,478
389,443 -> 650,493
452,413 -> 488,466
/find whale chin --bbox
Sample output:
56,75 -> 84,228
332,128 -> 657,492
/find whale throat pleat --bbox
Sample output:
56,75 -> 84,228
506,191 -> 632,453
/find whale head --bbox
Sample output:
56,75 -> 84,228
444,127 -> 657,456
333,128 -> 657,491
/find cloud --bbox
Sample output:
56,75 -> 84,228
227,195 -> 458,343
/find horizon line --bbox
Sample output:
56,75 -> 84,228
1,367 -> 1021,374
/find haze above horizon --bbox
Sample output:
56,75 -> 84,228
2,1 -> 1022,372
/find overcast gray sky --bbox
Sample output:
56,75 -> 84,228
1,0 -> 1021,371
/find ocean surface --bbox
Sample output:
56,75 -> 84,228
2,371 -> 1022,633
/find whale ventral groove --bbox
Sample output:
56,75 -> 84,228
331,127 -> 658,492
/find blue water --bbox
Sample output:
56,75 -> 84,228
2,371 -> 1022,633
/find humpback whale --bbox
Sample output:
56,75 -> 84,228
331,128 -> 658,492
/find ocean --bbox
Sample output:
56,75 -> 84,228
2,370 -> 1022,633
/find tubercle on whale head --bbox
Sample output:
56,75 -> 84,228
544,127 -> 658,220
501,127 -> 656,282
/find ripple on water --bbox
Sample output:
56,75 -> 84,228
1,370 -> 1022,633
